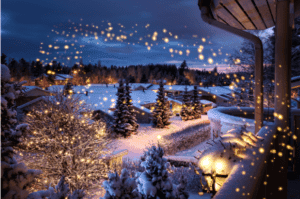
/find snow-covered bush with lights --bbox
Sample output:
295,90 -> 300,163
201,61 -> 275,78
101,169 -> 142,199
125,81 -> 139,133
196,125 -> 263,195
180,86 -> 193,121
112,79 -> 134,137
152,80 -> 171,128
18,92 -> 114,197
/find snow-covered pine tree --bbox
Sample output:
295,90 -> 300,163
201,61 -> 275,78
101,169 -> 142,199
112,79 -> 134,137
191,85 -> 202,119
136,146 -> 175,199
180,86 -> 192,121
125,81 -> 139,133
153,80 -> 170,128
18,92 -> 113,198
1,64 -> 42,199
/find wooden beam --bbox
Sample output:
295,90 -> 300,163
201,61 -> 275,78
267,0 -> 276,23
254,0 -> 275,27
238,0 -> 266,29
222,0 -> 256,29
214,4 -> 245,29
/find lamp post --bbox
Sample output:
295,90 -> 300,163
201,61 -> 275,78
157,135 -> 161,147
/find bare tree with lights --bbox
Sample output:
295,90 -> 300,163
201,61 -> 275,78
152,80 -> 171,128
18,92 -> 114,197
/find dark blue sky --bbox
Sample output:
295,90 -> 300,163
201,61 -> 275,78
2,0 -> 261,71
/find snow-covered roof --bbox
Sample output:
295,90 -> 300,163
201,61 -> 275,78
200,99 -> 214,105
56,74 -> 73,79
131,83 -> 152,89
131,90 -> 158,105
150,85 -> 195,92
291,75 -> 300,82
24,86 -> 39,92
199,86 -> 233,96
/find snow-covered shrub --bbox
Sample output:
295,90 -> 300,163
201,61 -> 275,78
101,169 -> 142,199
18,92 -> 114,197
173,174 -> 189,199
27,176 -> 85,199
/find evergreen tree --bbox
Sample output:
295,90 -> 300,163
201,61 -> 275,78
135,146 -> 175,199
153,80 -> 170,128
191,85 -> 202,119
125,81 -> 139,133
180,86 -> 192,121
1,53 -> 7,65
112,79 -> 134,137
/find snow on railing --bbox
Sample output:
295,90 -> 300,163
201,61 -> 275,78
213,125 -> 276,199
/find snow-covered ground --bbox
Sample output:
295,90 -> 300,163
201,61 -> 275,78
110,115 -> 210,162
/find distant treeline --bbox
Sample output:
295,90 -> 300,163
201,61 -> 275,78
1,53 -> 242,86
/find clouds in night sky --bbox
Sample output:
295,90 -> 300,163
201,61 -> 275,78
2,0 -> 273,70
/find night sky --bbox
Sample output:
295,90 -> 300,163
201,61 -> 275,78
1,0 -> 271,71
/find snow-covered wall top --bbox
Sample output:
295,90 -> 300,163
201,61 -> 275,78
207,107 -> 256,127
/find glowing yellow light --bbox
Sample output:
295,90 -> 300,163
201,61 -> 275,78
164,38 -> 169,43
157,135 -> 162,139
202,38 -> 206,42
208,58 -> 213,64
199,54 -> 204,60
236,188 -> 240,192
64,45 -> 69,49
174,35 -> 178,39
163,29 -> 167,33
278,152 -> 283,157
169,48 -> 173,53
259,148 -> 265,153
201,157 -> 210,167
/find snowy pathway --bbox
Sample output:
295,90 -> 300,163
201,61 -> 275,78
110,115 -> 210,162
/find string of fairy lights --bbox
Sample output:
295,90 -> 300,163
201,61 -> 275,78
36,19 -> 242,67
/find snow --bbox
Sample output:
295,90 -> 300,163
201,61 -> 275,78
1,64 -> 11,82
111,115 -> 210,162
291,75 -> 300,82
56,74 -> 73,79
24,86 -> 39,92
